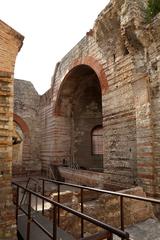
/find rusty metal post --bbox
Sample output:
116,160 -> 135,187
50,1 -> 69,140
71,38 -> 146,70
42,179 -> 45,215
81,188 -> 84,238
57,183 -> 60,226
16,186 -> 19,224
26,192 -> 31,240
53,205 -> 57,240
35,183 -> 38,211
120,196 -> 124,240
109,232 -> 113,240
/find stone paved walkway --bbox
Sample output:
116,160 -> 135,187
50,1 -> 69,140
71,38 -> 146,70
114,218 -> 160,240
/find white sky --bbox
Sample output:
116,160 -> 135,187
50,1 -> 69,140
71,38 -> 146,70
1,0 -> 109,94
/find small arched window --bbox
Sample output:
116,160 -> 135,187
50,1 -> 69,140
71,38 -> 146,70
91,126 -> 103,155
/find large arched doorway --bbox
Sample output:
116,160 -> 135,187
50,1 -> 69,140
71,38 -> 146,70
55,64 -> 103,170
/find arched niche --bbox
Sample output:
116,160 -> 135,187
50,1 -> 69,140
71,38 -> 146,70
54,64 -> 106,170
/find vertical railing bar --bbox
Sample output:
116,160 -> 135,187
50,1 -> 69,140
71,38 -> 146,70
16,186 -> 19,224
109,232 -> 113,240
57,183 -> 60,226
53,204 -> 57,240
120,196 -> 124,240
35,183 -> 38,211
42,179 -> 45,215
20,177 -> 30,205
26,192 -> 31,240
12,182 -> 133,240
81,188 -> 84,238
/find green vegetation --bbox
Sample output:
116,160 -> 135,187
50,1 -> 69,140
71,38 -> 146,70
146,0 -> 160,21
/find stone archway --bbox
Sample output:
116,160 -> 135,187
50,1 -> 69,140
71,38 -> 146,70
13,113 -> 31,175
54,62 -> 107,170
12,121 -> 24,166
13,113 -> 30,136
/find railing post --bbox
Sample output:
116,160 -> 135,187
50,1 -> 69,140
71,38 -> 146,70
109,232 -> 113,240
35,183 -> 38,211
20,177 -> 30,205
53,205 -> 57,240
26,192 -> 32,240
81,188 -> 84,238
120,196 -> 124,240
16,186 -> 19,224
57,183 -> 60,226
42,179 -> 45,215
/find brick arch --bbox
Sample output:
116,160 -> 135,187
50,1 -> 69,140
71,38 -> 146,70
13,113 -> 30,137
54,56 -> 108,115
71,56 -> 108,94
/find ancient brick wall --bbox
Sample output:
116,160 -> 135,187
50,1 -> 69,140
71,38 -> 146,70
120,0 -> 160,196
39,1 -> 137,188
39,89 -> 54,171
13,79 -> 41,175
39,37 -> 108,172
0,20 -> 23,239
39,0 -> 160,197
145,14 -> 160,197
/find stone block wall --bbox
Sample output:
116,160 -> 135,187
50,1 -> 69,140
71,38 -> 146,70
45,186 -> 153,238
0,20 -> 23,239
59,167 -> 105,188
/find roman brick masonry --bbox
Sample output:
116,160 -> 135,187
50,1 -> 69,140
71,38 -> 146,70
0,21 -> 24,239
13,0 -> 160,195
1,0 -> 160,238
37,0 -> 160,197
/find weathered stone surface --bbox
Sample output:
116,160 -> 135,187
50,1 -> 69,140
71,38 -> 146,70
0,20 -> 24,239
114,218 -> 160,240
46,186 -> 154,238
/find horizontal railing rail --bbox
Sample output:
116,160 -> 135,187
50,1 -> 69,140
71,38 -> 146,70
39,177 -> 160,204
19,177 -> 41,210
12,181 -> 130,240
39,177 -> 160,240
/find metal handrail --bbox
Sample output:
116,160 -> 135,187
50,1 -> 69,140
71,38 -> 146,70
39,177 -> 160,239
12,181 -> 130,240
39,177 -> 160,204
20,177 -> 41,209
